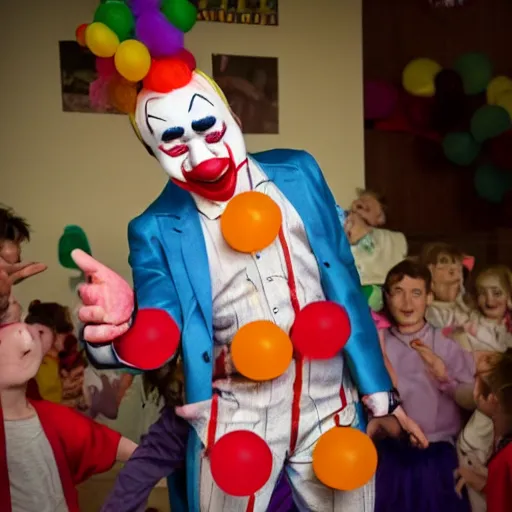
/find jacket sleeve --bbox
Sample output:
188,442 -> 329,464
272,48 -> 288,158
301,151 -> 393,396
101,407 -> 188,512
57,405 -> 121,484
127,215 -> 183,325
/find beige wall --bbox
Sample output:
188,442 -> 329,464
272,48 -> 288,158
0,0 -> 364,308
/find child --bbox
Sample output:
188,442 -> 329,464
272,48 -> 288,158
458,350 -> 512,512
0,321 -> 137,512
25,300 -> 85,406
0,206 -> 46,321
375,259 -> 476,512
421,242 -> 468,325
342,189 -> 408,291
451,265 -> 512,353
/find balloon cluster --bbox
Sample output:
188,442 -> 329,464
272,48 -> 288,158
76,0 -> 198,114
364,52 -> 512,204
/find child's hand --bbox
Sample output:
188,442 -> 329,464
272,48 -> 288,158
454,465 -> 486,496
0,258 -> 47,286
410,339 -> 449,383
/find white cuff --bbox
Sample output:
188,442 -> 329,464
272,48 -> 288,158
364,391 -> 390,417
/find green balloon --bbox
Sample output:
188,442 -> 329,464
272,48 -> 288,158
453,52 -> 493,95
470,105 -> 510,142
361,285 -> 374,301
162,0 -> 198,33
474,164 -> 512,203
94,2 -> 135,41
361,285 -> 384,312
58,225 -> 92,270
442,132 -> 480,166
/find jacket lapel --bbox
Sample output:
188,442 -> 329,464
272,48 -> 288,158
260,161 -> 324,240
155,184 -> 212,335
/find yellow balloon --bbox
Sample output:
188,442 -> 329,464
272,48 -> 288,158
402,58 -> 442,97
85,22 -> 119,58
496,90 -> 512,118
115,40 -> 152,82
487,76 -> 512,105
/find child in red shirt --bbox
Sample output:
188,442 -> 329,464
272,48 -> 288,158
0,322 -> 138,512
457,349 -> 512,512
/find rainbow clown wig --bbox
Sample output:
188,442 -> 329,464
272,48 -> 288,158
76,0 -> 212,120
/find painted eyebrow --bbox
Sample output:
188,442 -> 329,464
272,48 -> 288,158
188,93 -> 214,112
145,98 -> 167,135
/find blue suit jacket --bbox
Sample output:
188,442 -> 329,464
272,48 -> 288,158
127,149 -> 392,512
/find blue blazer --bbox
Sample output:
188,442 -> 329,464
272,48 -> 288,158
127,149 -> 392,512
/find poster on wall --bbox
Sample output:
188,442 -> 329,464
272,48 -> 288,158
198,0 -> 278,26
212,54 -> 279,134
59,41 -> 119,114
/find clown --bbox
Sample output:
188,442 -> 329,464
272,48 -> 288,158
75,3 -> 425,511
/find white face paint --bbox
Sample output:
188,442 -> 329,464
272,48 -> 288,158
134,72 -> 247,202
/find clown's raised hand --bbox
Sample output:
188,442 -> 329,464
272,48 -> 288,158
72,249 -> 134,343
72,249 -> 180,370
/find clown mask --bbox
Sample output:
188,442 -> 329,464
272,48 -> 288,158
0,323 -> 43,390
135,72 -> 247,203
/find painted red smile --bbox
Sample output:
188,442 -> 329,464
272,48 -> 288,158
169,145 -> 247,202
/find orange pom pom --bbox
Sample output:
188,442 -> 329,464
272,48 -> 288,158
143,57 -> 193,93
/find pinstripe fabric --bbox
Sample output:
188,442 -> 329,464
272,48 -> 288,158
176,160 -> 373,511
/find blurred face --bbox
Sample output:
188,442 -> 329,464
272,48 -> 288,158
351,193 -> 386,227
0,240 -> 21,265
30,324 -> 56,355
473,356 -> 498,418
386,275 -> 432,333
429,253 -> 463,289
0,323 -> 43,389
477,274 -> 510,321
135,72 -> 247,203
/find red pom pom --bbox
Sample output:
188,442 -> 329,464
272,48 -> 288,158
75,24 -> 88,47
175,49 -> 196,71
113,308 -> 180,370
143,57 -> 193,93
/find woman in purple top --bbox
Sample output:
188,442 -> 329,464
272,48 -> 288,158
375,260 -> 475,512
100,361 -> 297,512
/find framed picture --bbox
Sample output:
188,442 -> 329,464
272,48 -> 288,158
59,41 -> 119,114
212,54 -> 278,134
197,0 -> 278,26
